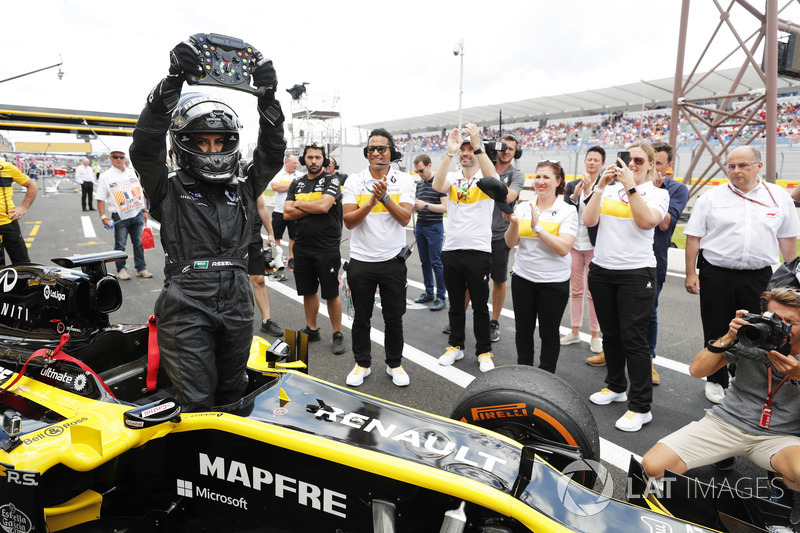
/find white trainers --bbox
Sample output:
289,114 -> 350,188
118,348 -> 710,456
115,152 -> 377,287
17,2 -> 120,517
478,353 -> 495,373
615,410 -> 653,432
136,269 -> 153,278
589,388 -> 628,405
346,365 -> 371,386
560,332 -> 580,345
386,365 -> 410,387
117,268 -> 131,280
590,337 -> 603,353
438,346 -> 464,366
705,382 -> 725,404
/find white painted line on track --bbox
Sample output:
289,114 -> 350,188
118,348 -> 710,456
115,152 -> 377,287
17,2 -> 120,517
402,273 -> 692,376
265,274 -> 638,471
81,216 -> 96,239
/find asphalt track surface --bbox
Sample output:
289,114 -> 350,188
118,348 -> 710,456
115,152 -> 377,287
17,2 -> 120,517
25,185 -> 767,500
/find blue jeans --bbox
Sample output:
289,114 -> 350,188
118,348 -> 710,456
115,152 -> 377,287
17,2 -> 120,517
113,211 -> 146,272
646,265 -> 667,357
415,222 -> 445,299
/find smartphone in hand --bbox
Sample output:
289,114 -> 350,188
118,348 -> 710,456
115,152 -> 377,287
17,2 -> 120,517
616,151 -> 631,168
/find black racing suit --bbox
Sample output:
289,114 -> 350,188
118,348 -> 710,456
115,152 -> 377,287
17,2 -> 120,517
130,77 -> 285,412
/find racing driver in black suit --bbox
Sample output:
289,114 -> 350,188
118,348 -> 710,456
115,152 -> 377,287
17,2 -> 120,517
130,41 -> 286,412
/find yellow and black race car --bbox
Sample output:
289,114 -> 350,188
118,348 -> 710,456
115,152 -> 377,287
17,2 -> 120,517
0,252 -> 780,532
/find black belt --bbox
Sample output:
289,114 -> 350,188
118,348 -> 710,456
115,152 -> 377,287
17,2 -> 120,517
165,257 -> 247,276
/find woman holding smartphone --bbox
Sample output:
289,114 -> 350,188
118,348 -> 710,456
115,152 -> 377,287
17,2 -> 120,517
504,160 -> 577,372
582,142 -> 669,432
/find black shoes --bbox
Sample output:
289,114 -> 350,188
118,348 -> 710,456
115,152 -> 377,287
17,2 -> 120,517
260,319 -> 283,337
299,326 -> 321,342
490,320 -> 500,342
430,298 -> 446,311
332,331 -> 345,354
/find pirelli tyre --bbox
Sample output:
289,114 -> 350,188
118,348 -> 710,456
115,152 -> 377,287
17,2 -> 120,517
451,365 -> 601,487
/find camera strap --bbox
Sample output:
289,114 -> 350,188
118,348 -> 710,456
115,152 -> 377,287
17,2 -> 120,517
760,364 -> 791,429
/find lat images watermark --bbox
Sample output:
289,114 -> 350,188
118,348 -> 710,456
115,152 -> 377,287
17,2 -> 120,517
628,475 -> 784,502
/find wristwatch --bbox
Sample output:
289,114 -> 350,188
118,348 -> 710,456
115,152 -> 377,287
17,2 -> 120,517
628,186 -> 638,196
380,195 -> 390,205
706,339 -> 736,353
473,148 -> 484,155
533,224 -> 544,234
424,203 -> 429,209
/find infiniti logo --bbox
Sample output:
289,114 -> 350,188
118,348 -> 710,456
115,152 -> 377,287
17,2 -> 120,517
0,268 -> 17,293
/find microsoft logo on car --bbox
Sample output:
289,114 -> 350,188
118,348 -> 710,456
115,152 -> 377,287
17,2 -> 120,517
177,479 -> 193,498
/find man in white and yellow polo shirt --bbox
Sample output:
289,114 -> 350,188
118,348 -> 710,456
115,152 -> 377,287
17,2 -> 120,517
433,123 -> 508,373
342,128 -> 414,387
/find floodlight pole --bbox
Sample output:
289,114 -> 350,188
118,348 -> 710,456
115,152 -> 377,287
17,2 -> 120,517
0,57 -> 63,85
456,40 -> 464,131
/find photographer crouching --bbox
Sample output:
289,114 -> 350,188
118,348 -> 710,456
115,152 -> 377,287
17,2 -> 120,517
643,287 -> 800,524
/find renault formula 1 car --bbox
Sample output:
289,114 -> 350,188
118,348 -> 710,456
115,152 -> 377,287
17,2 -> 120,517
0,251 -> 791,532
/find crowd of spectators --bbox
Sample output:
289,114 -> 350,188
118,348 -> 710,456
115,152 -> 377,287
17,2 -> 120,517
394,100 -> 800,152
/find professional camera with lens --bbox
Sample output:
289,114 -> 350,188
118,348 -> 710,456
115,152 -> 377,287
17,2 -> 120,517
738,311 -> 792,352
483,140 -> 508,164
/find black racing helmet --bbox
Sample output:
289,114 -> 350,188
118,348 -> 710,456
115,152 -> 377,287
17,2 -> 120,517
169,93 -> 242,183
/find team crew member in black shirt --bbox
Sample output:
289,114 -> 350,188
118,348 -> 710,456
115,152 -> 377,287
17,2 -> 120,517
284,143 -> 346,354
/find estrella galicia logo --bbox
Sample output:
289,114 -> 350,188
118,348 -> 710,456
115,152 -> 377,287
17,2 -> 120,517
0,502 -> 33,532
556,460 -> 613,516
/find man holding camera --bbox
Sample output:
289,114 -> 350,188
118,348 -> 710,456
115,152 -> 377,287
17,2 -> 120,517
685,146 -> 799,404
642,287 -> 800,524
434,124 -> 507,373
488,134 -> 525,342
341,129 -> 414,387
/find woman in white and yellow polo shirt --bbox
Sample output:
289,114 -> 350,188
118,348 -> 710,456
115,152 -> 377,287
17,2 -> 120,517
582,142 -> 669,433
504,160 -> 577,373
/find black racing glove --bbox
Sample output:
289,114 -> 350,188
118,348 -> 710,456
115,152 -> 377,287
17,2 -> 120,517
146,74 -> 183,116
253,58 -> 277,89
168,41 -> 203,79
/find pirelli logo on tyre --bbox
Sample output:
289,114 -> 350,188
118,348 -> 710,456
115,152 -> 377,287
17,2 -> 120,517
468,403 -> 528,421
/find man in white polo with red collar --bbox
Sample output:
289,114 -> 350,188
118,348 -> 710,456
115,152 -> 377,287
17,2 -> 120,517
341,128 -> 414,387
685,145 -> 800,404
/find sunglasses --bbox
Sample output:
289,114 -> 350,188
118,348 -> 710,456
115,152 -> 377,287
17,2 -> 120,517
539,159 -> 561,166
630,157 -> 647,166
110,155 -> 125,160
366,145 -> 389,154
726,162 -> 758,171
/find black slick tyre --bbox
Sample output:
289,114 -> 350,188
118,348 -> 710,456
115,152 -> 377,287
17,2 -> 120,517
451,365 -> 601,487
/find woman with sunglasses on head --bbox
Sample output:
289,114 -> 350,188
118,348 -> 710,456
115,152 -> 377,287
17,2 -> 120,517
582,142 -> 669,432
504,161 -> 577,373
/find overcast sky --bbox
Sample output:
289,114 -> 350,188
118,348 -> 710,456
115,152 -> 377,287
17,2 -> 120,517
3,0 -> 796,152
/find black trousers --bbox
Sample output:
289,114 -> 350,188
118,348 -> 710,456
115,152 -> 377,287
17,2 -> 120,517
442,250 -> 492,355
348,258 -> 407,368
0,220 -> 30,265
80,181 -> 94,210
588,264 -> 656,413
511,274 -> 569,372
698,255 -> 771,388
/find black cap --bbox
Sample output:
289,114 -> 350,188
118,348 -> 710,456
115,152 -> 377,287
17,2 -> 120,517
476,177 -> 513,214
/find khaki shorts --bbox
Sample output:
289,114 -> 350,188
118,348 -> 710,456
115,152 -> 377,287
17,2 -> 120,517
658,412 -> 800,472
